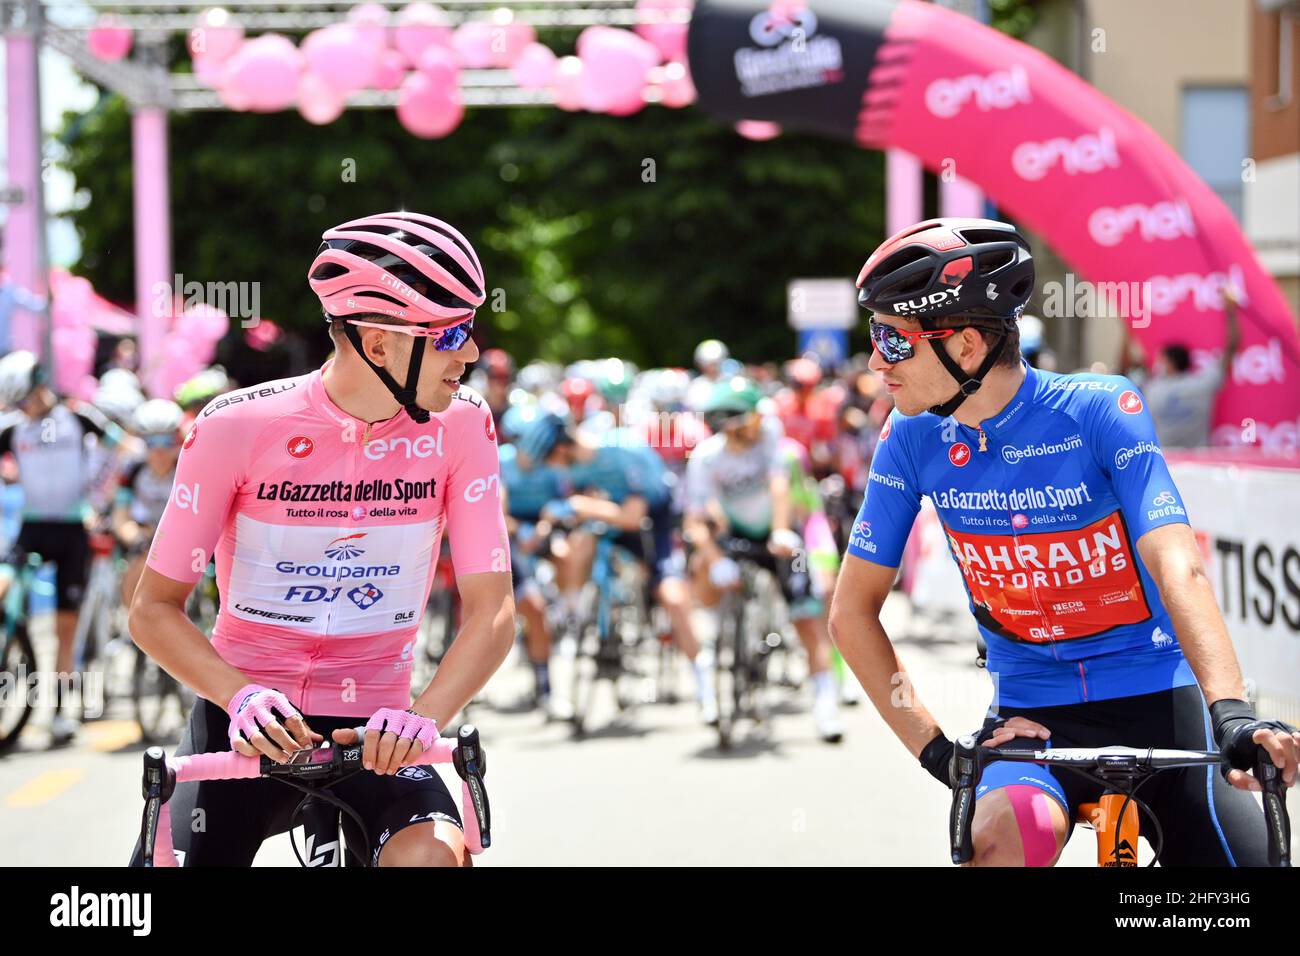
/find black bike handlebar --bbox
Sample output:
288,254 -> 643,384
947,736 -> 1291,867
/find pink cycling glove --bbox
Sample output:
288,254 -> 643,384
226,683 -> 303,749
365,708 -> 440,753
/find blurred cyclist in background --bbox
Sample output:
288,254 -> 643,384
685,376 -> 844,742
112,399 -> 184,607
0,350 -> 129,745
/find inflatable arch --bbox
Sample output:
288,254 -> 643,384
688,0 -> 1300,450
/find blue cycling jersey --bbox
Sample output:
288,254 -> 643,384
568,440 -> 672,510
499,443 -> 569,521
848,363 -> 1197,708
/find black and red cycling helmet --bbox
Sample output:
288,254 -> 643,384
856,218 -> 1036,416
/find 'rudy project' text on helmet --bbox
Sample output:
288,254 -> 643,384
307,211 -> 486,424
856,218 -> 1036,417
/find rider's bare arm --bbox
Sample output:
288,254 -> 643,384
769,471 -> 791,536
568,491 -> 647,532
828,555 -> 944,757
129,566 -> 321,758
411,570 -> 515,726
1136,523 -> 1245,704
129,567 -> 250,710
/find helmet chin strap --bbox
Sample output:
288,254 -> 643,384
342,322 -> 432,424
926,327 -> 1009,418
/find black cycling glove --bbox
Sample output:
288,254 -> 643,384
1210,698 -> 1297,778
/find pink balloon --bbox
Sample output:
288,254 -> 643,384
511,42 -> 557,90
578,26 -> 660,70
551,56 -> 586,112
88,19 -> 133,62
221,34 -> 303,112
578,28 -> 656,113
396,71 -> 464,138
347,3 -> 390,53
635,0 -> 692,65
303,24 -> 377,95
488,21 -> 536,68
394,3 -> 452,66
416,45 -> 459,90
193,53 -> 226,87
736,119 -> 781,141
451,21 -> 495,69
372,48 -> 409,90
245,319 -> 284,352
656,60 -> 696,108
188,7 -> 244,63
298,71 -> 346,125
184,305 -> 230,343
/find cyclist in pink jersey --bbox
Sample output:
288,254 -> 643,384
128,212 -> 514,867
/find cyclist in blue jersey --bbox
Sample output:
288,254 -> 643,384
518,413 -> 713,716
498,437 -> 570,713
829,218 -> 1298,866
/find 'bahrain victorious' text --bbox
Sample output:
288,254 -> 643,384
849,364 -> 1196,708
147,365 -> 508,716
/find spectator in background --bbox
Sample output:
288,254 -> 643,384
1119,287 -> 1241,449
105,337 -> 139,374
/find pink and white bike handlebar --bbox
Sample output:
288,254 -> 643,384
141,725 -> 490,867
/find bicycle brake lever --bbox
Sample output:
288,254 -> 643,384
1254,754 -> 1291,868
949,734 -> 980,865
454,725 -> 491,849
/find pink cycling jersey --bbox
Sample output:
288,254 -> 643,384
147,363 -> 509,717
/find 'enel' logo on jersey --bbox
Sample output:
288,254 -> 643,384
287,436 -> 315,458
949,443 -> 971,467
172,482 -> 200,512
463,474 -> 500,503
1118,391 -> 1143,414
363,429 -> 444,461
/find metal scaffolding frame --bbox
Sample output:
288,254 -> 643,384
13,0 -> 690,110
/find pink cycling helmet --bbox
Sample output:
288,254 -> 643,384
308,211 -> 486,327
308,211 -> 487,424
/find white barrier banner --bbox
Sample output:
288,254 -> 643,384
1170,461 -> 1300,721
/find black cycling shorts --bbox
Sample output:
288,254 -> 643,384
128,699 -> 461,867
978,684 -> 1270,866
18,520 -> 90,610
720,532 -> 820,618
614,502 -> 682,588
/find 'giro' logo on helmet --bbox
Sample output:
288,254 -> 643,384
748,4 -> 817,46
379,272 -> 419,303
287,436 -> 315,459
